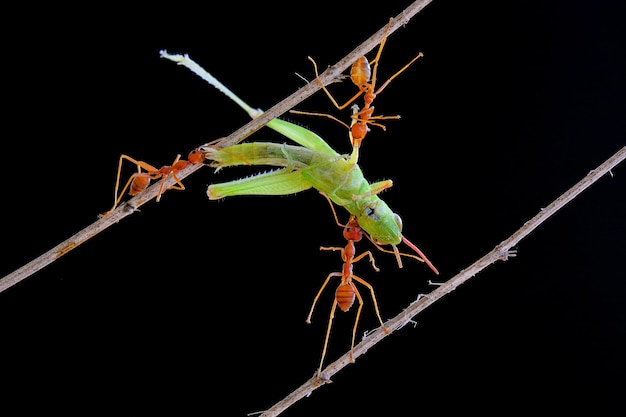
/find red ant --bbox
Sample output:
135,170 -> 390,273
307,193 -> 435,382
306,212 -> 385,382
293,18 -> 423,149
101,148 -> 205,215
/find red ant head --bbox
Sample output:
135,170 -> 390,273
343,216 -> 363,242
187,148 -> 206,164
351,122 -> 369,143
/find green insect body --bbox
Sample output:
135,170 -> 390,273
205,139 -> 402,246
160,50 -> 438,273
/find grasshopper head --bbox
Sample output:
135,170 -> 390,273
356,198 -> 403,246
357,197 -> 440,275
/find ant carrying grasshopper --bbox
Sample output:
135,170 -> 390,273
292,18 -> 424,149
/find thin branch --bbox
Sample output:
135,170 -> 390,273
0,0 -> 434,293
0,163 -> 204,293
258,146 -> 626,417
215,0 -> 435,148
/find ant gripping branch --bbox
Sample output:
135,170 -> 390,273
293,18 -> 423,149
101,148 -> 205,216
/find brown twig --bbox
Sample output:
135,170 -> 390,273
215,0 -> 435,148
0,0 -> 434,293
257,146 -> 625,416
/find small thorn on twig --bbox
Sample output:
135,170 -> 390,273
428,280 -> 444,286
127,205 -> 140,213
396,316 -> 419,331
498,247 -> 517,261
294,72 -> 309,84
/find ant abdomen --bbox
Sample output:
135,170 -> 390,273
336,283 -> 356,312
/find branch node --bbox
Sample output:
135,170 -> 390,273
495,246 -> 517,261
411,293 -> 428,305
398,317 -> 418,331
124,202 -> 141,214
313,373 -> 333,387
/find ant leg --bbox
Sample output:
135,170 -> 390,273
351,250 -> 380,272
102,155 -> 159,215
307,272 -> 341,323
100,173 -> 139,216
316,299 -> 339,383
318,192 -> 345,228
352,275 -> 389,334
308,56 -> 364,111
320,246 -> 345,253
289,109 -> 351,130
167,171 -> 187,191
156,169 -> 187,202
349,282 -> 364,363
374,52 -> 424,96
155,154 -> 184,202
369,18 -> 393,91
356,113 -> 402,132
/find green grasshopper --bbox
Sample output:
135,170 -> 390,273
160,51 -> 438,275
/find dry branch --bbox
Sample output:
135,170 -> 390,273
0,0 -> 435,293
257,146 -> 626,416
0,1 -> 623,415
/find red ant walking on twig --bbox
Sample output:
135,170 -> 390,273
293,18 -> 424,149
101,148 -> 205,216
306,211 -> 384,383
307,192 -> 435,383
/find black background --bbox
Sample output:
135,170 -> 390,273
2,1 -> 625,415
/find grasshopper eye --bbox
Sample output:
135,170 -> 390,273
363,206 -> 379,221
394,213 -> 403,232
